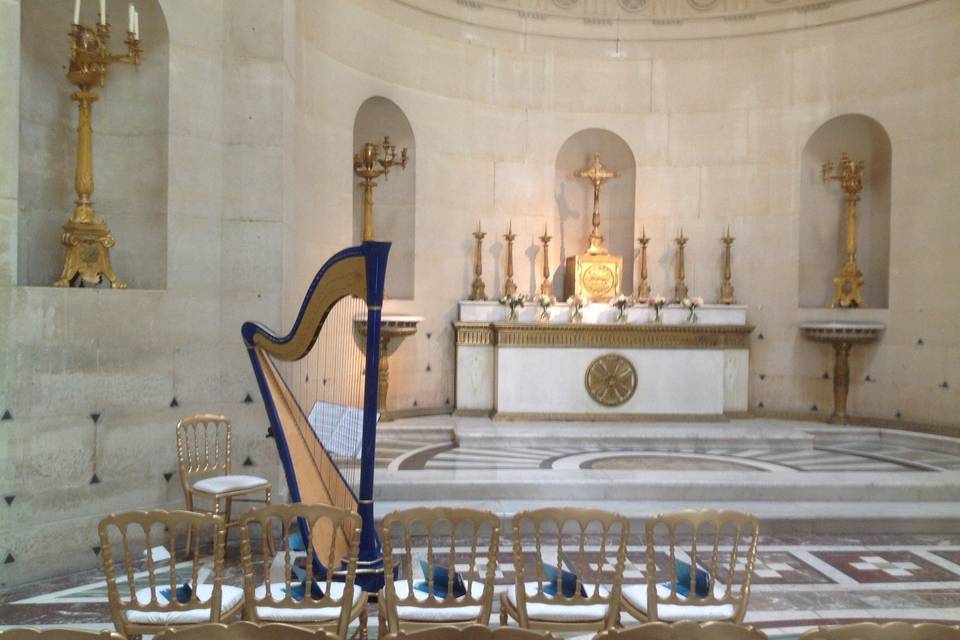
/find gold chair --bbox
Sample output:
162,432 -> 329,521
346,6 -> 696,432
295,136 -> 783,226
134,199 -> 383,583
379,507 -> 500,635
98,510 -> 244,638
176,414 -> 271,541
596,621 -> 769,640
383,625 -> 563,640
238,504 -> 367,639
799,623 -> 960,640
621,509 -> 760,623
0,630 -> 124,640
500,507 -> 629,632
154,621 -> 342,640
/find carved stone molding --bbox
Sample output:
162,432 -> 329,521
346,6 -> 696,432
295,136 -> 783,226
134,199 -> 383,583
454,321 -> 754,349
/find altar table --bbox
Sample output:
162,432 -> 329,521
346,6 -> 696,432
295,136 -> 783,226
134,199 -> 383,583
454,301 -> 753,420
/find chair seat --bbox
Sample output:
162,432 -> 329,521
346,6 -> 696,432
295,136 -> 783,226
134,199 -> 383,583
390,580 -> 487,622
192,474 -> 268,494
507,582 -> 610,622
253,581 -> 361,622
621,583 -> 736,622
125,584 -> 244,624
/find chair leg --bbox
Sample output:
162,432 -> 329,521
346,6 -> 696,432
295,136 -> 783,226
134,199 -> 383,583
500,608 -> 507,626
359,605 -> 368,640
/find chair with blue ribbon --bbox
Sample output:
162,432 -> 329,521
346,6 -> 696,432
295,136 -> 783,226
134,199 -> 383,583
238,504 -> 367,640
620,509 -> 761,624
379,507 -> 500,636
499,507 -> 629,633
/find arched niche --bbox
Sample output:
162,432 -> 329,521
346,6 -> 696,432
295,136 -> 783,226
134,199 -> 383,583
352,97 -> 415,300
554,129 -> 637,298
17,0 -> 169,289
799,115 -> 891,308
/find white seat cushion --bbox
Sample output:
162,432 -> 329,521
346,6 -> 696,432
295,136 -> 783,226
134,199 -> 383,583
125,584 -> 243,624
253,581 -> 361,622
506,582 -> 610,622
388,580 -> 487,622
621,583 -> 736,621
192,474 -> 268,494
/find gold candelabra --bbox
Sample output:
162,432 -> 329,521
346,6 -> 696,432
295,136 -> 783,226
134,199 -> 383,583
503,221 -> 518,297
54,11 -> 143,288
636,226 -> 651,300
539,224 -> 553,297
719,226 -> 736,304
673,227 -> 689,303
353,136 -> 408,242
822,152 -> 866,308
469,221 -> 487,301
575,152 -> 619,256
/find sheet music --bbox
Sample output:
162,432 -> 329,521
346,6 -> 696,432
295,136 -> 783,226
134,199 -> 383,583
307,400 -> 365,459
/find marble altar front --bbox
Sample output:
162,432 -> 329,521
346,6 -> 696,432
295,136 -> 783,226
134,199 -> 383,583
454,301 -> 753,419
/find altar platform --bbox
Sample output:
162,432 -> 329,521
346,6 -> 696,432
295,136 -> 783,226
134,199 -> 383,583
455,301 -> 753,419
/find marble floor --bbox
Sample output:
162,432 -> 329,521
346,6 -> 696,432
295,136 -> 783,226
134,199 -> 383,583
3,417 -> 960,636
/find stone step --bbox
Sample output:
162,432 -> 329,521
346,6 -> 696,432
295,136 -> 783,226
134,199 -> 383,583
373,498 -> 960,535
373,469 -> 960,502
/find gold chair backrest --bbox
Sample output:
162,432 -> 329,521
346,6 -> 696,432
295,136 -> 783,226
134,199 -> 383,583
381,507 -> 500,624
239,503 -> 362,636
644,509 -> 760,623
0,630 -> 124,640
176,414 -> 234,487
155,621 -> 342,640
800,623 -> 960,640
510,507 -> 629,628
596,621 -> 769,640
384,625 -> 563,640
98,510 -> 228,631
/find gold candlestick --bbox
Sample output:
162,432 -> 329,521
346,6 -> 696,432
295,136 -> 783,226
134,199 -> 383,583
503,221 -> 518,297
575,152 -> 619,256
636,226 -> 651,300
469,221 -> 487,301
538,224 -> 553,297
719,225 -> 736,304
822,152 -> 865,308
353,136 -> 408,242
54,20 -> 142,288
673,228 -> 689,303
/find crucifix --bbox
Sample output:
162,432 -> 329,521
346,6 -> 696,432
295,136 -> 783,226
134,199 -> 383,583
575,152 -> 619,256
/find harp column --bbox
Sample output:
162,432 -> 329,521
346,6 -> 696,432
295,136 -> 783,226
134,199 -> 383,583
357,316 -> 422,420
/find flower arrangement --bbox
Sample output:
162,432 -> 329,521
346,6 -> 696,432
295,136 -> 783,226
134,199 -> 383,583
649,294 -> 667,324
499,292 -> 525,321
536,293 -> 554,321
682,295 -> 704,323
566,294 -> 585,323
611,293 -> 632,323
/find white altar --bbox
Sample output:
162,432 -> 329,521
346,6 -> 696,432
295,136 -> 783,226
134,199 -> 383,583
454,301 -> 752,419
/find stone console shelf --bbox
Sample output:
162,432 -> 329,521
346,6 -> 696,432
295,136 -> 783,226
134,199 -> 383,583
454,301 -> 753,420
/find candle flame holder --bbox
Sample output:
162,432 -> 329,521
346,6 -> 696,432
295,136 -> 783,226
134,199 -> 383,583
353,136 -> 408,242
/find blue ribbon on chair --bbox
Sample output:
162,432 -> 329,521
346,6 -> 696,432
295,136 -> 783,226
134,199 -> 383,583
159,582 -> 193,604
668,559 -> 711,598
414,560 -> 467,598
542,563 -> 587,597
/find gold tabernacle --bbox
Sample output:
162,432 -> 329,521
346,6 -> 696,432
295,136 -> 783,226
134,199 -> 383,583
54,19 -> 143,288
354,136 -> 408,242
822,152 -> 866,308
565,152 -> 623,302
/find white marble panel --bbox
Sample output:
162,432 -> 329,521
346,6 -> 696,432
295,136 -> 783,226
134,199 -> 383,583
455,345 -> 494,412
724,349 -> 750,412
496,347 -> 725,415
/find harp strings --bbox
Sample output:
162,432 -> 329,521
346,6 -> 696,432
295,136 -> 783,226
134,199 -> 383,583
275,296 -> 367,498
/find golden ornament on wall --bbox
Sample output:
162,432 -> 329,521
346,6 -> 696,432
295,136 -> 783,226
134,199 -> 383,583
585,353 -> 637,407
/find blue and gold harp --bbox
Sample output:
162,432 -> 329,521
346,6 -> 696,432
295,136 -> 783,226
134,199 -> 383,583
242,241 -> 389,591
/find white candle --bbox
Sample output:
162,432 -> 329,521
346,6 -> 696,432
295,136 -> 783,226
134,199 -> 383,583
99,0 -> 106,24
134,10 -> 139,39
128,4 -> 133,32
73,0 -> 81,24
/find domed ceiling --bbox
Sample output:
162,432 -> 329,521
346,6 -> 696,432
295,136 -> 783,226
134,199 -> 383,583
376,0 -> 927,39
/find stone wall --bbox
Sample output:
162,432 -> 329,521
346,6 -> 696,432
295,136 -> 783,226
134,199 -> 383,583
0,0 -> 290,586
